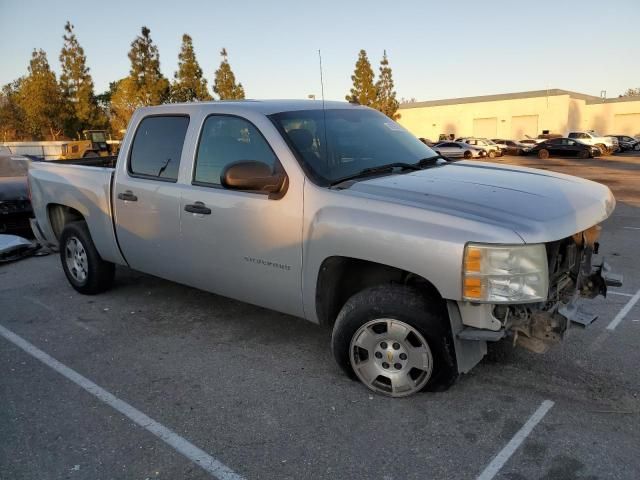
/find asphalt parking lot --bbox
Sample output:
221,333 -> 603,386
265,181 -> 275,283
1,153 -> 639,480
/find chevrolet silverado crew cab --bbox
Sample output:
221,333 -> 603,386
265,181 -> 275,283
29,100 -> 621,397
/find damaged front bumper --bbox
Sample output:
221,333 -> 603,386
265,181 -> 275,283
449,225 -> 623,371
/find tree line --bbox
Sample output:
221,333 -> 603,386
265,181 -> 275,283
0,22 -> 400,141
0,24 -> 245,141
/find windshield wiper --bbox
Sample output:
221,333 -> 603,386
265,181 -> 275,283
329,162 -> 421,187
416,154 -> 449,165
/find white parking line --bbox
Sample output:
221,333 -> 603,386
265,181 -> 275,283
0,323 -> 244,480
609,291 -> 634,297
606,289 -> 640,331
622,226 -> 640,230
476,400 -> 554,480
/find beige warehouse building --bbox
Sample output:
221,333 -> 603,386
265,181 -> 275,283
397,89 -> 640,141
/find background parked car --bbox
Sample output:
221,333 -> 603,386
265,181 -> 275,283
0,154 -> 32,236
433,141 -> 486,159
567,131 -> 616,155
455,138 -> 503,158
418,137 -> 436,147
529,138 -> 600,159
606,134 -> 640,151
491,139 -> 531,155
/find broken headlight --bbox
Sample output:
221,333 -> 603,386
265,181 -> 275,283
462,243 -> 549,303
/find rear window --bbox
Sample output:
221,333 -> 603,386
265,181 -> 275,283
129,116 -> 190,181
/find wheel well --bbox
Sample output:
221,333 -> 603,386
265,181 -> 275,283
48,204 -> 85,240
316,256 -> 444,328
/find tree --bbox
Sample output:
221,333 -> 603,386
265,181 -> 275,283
171,34 -> 211,102
17,49 -> 67,139
213,48 -> 245,100
59,21 -> 105,137
108,77 -> 139,134
345,49 -> 376,106
0,79 -> 26,141
373,50 -> 400,119
621,88 -> 640,97
128,26 -> 170,106
109,27 -> 170,133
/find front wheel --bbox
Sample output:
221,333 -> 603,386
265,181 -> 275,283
331,285 -> 457,397
60,221 -> 114,294
463,150 -> 473,159
488,150 -> 496,159
578,150 -> 590,159
538,149 -> 550,159
634,143 -> 640,151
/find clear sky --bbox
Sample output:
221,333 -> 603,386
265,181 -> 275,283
1,0 -> 638,102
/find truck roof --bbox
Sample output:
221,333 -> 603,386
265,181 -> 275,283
136,99 -> 365,116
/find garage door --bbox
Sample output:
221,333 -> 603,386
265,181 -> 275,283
613,113 -> 640,136
472,117 -> 497,138
511,115 -> 538,139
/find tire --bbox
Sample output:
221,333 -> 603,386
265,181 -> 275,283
634,143 -> 640,151
463,150 -> 472,159
578,150 -> 590,159
538,149 -> 550,159
331,285 -> 457,397
60,221 -> 114,294
83,151 -> 99,158
596,144 -> 607,155
488,150 -> 496,159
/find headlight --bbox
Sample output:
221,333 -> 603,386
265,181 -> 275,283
462,243 -> 548,303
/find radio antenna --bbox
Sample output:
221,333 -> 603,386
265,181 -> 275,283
318,49 -> 328,167
318,49 -> 325,106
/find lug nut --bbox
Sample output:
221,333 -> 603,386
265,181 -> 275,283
380,342 -> 388,349
392,342 -> 400,350
382,362 -> 389,369
374,352 -> 382,359
394,363 -> 402,370
399,353 -> 407,360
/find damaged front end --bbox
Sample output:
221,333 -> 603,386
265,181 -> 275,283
492,225 -> 623,353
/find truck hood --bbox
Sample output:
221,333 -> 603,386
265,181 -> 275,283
344,161 -> 615,243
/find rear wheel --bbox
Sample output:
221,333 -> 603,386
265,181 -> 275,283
331,285 -> 457,397
634,143 -> 640,151
596,144 -> 607,155
82,151 -> 99,158
538,149 -> 550,159
60,221 -> 114,294
488,150 -> 496,159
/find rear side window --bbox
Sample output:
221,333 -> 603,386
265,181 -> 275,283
194,115 -> 277,186
129,116 -> 190,181
568,133 -> 577,138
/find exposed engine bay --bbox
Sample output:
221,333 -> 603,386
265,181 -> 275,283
492,225 -> 623,353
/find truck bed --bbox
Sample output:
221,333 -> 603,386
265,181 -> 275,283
28,160 -> 126,265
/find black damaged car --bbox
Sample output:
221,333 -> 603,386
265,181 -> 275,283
0,154 -> 33,236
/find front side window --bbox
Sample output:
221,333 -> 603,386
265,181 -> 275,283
129,116 -> 189,181
194,115 -> 277,186
270,108 -> 437,185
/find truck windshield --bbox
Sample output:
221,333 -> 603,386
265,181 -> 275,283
270,108 -> 438,185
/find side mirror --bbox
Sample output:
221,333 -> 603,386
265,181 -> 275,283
221,161 -> 286,194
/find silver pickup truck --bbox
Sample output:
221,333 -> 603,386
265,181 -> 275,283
29,100 -> 621,397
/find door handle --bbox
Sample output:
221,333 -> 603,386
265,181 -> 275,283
117,190 -> 138,201
184,201 -> 211,215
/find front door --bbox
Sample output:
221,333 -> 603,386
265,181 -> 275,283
178,114 -> 304,317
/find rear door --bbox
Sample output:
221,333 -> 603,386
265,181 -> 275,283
114,115 -> 190,279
